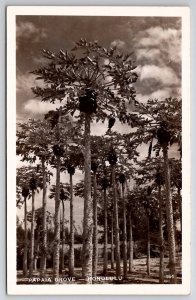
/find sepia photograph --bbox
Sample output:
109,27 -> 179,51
7,6 -> 190,295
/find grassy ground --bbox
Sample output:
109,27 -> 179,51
17,254 -> 182,285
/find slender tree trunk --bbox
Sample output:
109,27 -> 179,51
40,158 -> 47,276
61,200 -> 65,273
122,183 -> 127,279
111,165 -> 121,277
53,156 -> 61,283
103,188 -> 108,275
128,212 -> 134,273
29,190 -> 35,277
82,114 -> 93,283
158,185 -> 164,283
178,187 -> 182,233
111,210 -> 114,270
34,228 -> 40,272
146,214 -> 151,275
34,259 -> 37,271
69,173 -> 74,276
92,172 -> 98,276
23,197 -> 28,277
163,146 -> 177,283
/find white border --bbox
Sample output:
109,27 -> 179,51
7,6 -> 190,295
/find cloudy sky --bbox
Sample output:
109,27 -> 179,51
16,15 -> 181,121
16,15 -> 181,227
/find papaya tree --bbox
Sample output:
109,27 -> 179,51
49,183 -> 70,273
33,208 -> 43,271
16,167 -> 32,277
91,159 -> 99,276
169,158 -> 182,232
47,108 -> 75,281
135,157 -> 166,281
91,136 -> 111,276
155,167 -> 165,283
17,118 -> 53,277
91,132 -> 139,277
29,174 -> 42,277
110,206 -> 115,270
67,164 -> 75,276
127,187 -> 145,266
119,173 -> 127,279
60,186 -> 70,273
134,97 -> 181,283
127,198 -> 134,273
97,176 -> 116,274
31,40 -> 138,280
108,132 -> 140,277
18,166 -> 43,278
62,146 -> 84,276
100,176 -> 110,276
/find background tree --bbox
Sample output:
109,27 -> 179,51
119,173 -> 127,279
101,176 -> 110,276
16,167 -> 31,277
169,158 -> 182,232
49,183 -> 70,273
155,168 -> 165,283
17,118 -> 53,277
20,167 -> 43,277
48,108 -> 76,281
91,159 -> 99,276
17,166 -> 44,277
133,97 -> 181,283
62,146 -> 84,276
134,157 -> 166,279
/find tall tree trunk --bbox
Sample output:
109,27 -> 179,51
40,158 -> 47,276
122,183 -> 127,279
82,114 -> 93,283
158,185 -> 164,283
29,190 -> 35,277
61,200 -> 65,273
53,156 -> 61,283
69,173 -> 74,276
177,187 -> 182,233
111,165 -> 121,277
103,188 -> 108,275
111,210 -> 114,270
163,146 -> 177,283
23,197 -> 28,276
34,228 -> 40,272
146,214 -> 151,275
128,212 -> 134,273
34,259 -> 37,271
92,172 -> 98,276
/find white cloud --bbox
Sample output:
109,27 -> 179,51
17,21 -> 47,39
136,89 -> 169,103
24,99 -> 63,114
139,64 -> 179,86
111,39 -> 126,49
17,22 -> 38,38
17,73 -> 44,95
16,21 -> 47,49
135,26 -> 181,64
150,88 -> 172,99
136,48 -> 160,61
146,26 -> 179,42
17,73 -> 34,94
136,87 -> 180,104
